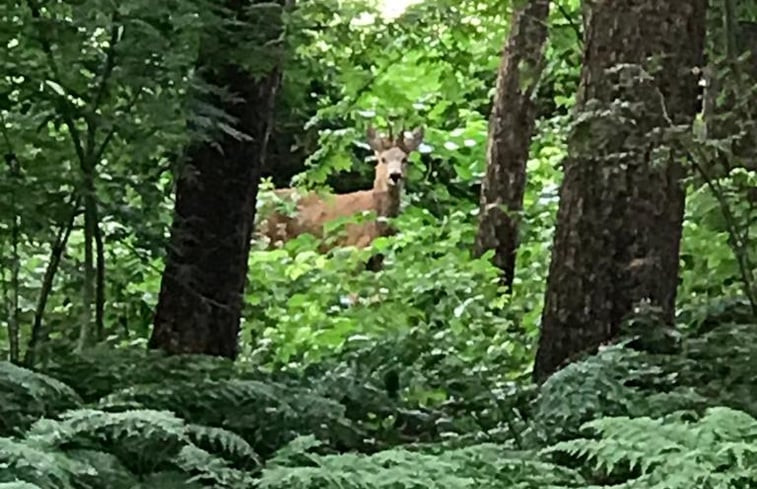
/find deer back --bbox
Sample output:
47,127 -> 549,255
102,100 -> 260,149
258,188 -> 389,250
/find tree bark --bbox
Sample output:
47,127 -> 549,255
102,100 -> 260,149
533,0 -> 706,382
474,0 -> 550,289
149,2 -> 284,358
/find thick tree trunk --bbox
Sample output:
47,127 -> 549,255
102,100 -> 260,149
149,3 -> 283,358
533,1 -> 706,382
474,0 -> 550,289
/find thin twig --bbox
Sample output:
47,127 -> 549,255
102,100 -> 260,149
555,1 -> 582,44
650,69 -> 756,314
27,1 -> 87,166
91,11 -> 121,111
86,10 -> 121,169
93,87 -> 143,163
688,150 -> 756,315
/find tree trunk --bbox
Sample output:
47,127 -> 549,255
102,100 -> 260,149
24,197 -> 79,367
533,1 -> 706,382
149,2 -> 284,358
474,0 -> 550,289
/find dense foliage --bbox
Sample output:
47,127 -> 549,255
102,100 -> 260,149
1,301 -> 756,487
1,0 -> 755,487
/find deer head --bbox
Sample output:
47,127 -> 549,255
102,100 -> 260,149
366,125 -> 424,193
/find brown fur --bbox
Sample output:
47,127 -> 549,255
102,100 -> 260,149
257,126 -> 423,252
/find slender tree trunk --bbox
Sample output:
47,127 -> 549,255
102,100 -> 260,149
7,159 -> 21,364
76,175 -> 98,352
533,1 -> 707,382
94,214 -> 105,340
1,127 -> 21,363
149,2 -> 284,358
24,198 -> 79,366
474,0 -> 550,289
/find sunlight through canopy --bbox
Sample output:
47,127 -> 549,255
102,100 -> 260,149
379,0 -> 423,19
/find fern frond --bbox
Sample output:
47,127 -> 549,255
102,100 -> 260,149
545,406 -> 757,487
261,436 -> 585,489
3,408 -> 262,487
186,423 -> 261,466
98,377 -> 352,457
0,362 -> 81,436
25,409 -> 186,475
127,471 -> 203,489
40,346 -> 237,402
175,445 -> 257,488
530,345 -> 655,443
64,448 -> 138,488
0,436 -> 90,489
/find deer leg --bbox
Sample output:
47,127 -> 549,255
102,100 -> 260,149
365,253 -> 385,272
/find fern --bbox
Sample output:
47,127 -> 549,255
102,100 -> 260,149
529,344 -> 672,444
0,436 -> 94,489
40,346 -> 238,402
186,424 -> 260,466
175,445 -> 256,488
32,408 -> 187,473
0,362 -> 81,436
674,323 -> 757,417
98,377 -> 354,457
129,471 -> 203,489
64,449 -> 137,488
546,406 -> 757,487
39,347 -> 366,455
260,435 -> 585,489
2,408 -> 259,488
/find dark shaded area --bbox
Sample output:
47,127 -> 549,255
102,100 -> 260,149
149,1 -> 285,358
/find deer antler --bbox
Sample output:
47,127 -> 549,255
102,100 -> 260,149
396,123 -> 409,152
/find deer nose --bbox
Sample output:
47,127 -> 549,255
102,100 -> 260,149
389,172 -> 402,184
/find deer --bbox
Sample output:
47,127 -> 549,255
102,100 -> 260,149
256,125 -> 424,256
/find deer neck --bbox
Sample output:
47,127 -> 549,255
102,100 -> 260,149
372,182 -> 402,218
372,158 -> 402,218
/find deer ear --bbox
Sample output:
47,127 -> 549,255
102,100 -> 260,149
403,127 -> 424,152
366,126 -> 384,151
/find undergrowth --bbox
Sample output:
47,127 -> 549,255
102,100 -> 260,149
1,299 -> 755,488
